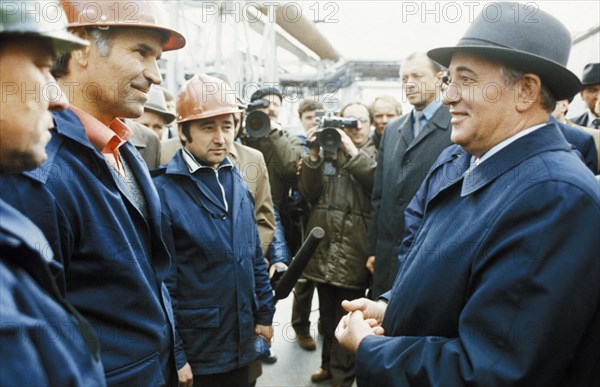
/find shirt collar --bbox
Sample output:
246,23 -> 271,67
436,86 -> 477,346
469,123 -> 546,169
413,99 -> 443,122
69,106 -> 130,153
181,147 -> 233,174
587,109 -> 599,128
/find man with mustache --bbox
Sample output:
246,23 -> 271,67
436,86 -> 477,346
153,74 -> 275,387
0,1 -> 186,385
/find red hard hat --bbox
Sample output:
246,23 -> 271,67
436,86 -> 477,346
177,74 -> 242,124
60,0 -> 185,51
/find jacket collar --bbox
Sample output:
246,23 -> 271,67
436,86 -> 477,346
406,104 -> 451,152
460,122 -> 571,196
164,151 -> 241,217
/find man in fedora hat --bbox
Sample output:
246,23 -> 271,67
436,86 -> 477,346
135,85 -> 177,140
570,63 -> 600,128
129,86 -> 177,169
335,3 -> 599,386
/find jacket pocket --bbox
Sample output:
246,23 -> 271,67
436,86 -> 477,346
177,306 -> 220,329
105,351 -> 164,387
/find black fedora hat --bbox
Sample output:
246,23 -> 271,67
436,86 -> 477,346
581,63 -> 600,86
428,2 -> 581,101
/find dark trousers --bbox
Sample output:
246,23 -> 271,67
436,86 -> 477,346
193,366 -> 249,387
291,278 -> 316,334
316,283 -> 365,387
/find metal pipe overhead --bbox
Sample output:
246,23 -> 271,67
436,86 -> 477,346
257,5 -> 342,61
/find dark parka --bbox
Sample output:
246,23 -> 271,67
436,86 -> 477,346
299,140 -> 377,290
0,109 -> 177,386
356,124 -> 600,386
244,129 -> 304,209
0,199 -> 106,386
152,150 -> 275,375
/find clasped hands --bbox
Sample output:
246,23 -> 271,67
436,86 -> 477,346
335,298 -> 387,354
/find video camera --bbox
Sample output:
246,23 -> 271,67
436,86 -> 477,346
244,99 -> 271,139
311,110 -> 358,153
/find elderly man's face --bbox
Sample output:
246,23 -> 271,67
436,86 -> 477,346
442,52 -> 518,157
581,84 -> 600,114
401,54 -> 442,110
135,110 -> 166,139
0,36 -> 68,171
82,28 -> 163,121
371,99 -> 400,136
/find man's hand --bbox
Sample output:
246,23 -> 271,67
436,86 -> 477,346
335,310 -> 384,353
269,262 -> 288,279
341,298 -> 387,325
337,129 -> 358,157
255,324 -> 273,346
177,363 -> 193,387
306,126 -> 320,161
366,255 -> 375,274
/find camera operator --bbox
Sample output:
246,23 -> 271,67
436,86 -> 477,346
242,87 -> 305,293
299,102 -> 377,385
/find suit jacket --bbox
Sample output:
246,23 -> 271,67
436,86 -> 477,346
160,137 -> 182,166
127,120 -> 161,170
570,110 -> 590,127
366,105 -> 453,298
357,124 -> 600,386
551,116 -> 598,173
566,119 -> 600,173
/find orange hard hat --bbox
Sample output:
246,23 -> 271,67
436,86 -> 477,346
177,74 -> 242,124
60,0 -> 185,51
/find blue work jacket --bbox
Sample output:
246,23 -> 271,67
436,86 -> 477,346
357,123 -> 600,386
152,150 -> 275,375
0,199 -> 106,386
0,109 -> 176,386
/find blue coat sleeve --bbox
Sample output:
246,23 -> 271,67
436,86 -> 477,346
252,226 -> 275,326
355,181 -> 600,386
156,194 -> 188,370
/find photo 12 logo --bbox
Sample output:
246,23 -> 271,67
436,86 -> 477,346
401,1 -> 539,24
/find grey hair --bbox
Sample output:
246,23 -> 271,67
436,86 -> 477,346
499,65 -> 556,112
52,27 -> 113,79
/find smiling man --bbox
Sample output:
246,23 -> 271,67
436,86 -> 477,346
153,74 -> 275,387
337,3 -> 600,386
0,1 -> 186,385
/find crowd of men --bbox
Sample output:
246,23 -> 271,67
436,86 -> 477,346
1,1 -> 599,387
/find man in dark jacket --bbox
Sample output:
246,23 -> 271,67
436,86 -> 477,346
153,74 -> 275,387
0,1 -> 186,385
0,1 -> 105,385
365,52 -> 453,298
336,3 -> 600,386
300,102 -> 377,386
569,63 -> 600,128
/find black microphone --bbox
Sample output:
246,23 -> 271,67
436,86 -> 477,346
274,227 -> 325,300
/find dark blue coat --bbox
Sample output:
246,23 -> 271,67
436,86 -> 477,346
356,123 -> 600,386
0,109 -> 176,386
551,116 -> 598,173
0,199 -> 106,386
152,151 -> 275,375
